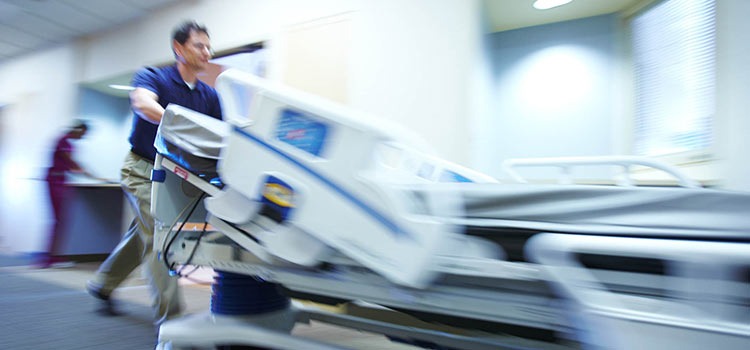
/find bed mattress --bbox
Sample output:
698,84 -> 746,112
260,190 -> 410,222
155,104 -> 230,180
154,103 -> 750,243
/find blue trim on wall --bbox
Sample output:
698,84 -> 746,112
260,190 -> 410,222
232,126 -> 413,240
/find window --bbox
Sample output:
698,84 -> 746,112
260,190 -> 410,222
630,0 -> 716,159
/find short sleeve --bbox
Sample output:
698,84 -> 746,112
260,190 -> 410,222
131,66 -> 161,95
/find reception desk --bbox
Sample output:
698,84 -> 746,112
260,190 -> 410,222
60,182 -> 130,257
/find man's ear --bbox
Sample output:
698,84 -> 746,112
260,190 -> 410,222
172,39 -> 184,61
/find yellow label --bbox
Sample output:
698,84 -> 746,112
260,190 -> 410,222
263,183 -> 294,207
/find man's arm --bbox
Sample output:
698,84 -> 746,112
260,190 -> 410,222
130,87 -> 164,124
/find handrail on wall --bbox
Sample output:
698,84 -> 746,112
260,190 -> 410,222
502,155 -> 701,188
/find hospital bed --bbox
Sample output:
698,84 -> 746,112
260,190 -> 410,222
151,69 -> 750,350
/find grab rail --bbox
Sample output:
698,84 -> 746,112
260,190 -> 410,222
502,155 -> 701,188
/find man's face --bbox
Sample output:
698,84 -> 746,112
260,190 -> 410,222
175,30 -> 213,71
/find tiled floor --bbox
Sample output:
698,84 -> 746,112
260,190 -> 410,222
0,259 -> 421,349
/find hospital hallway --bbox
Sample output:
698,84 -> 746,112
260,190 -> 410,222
0,253 -> 422,350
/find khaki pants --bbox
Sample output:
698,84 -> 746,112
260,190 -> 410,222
90,151 -> 183,324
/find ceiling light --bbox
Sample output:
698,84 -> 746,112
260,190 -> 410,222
108,84 -> 135,91
533,0 -> 573,10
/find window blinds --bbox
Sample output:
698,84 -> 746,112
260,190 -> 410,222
631,0 -> 716,157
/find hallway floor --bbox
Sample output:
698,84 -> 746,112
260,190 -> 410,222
0,257 -> 420,349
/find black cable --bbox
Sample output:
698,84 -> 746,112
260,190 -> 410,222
162,193 -> 206,273
175,220 -> 208,277
179,268 -> 214,285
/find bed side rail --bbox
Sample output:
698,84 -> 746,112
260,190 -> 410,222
502,155 -> 701,188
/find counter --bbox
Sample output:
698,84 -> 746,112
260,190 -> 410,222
60,181 -> 130,257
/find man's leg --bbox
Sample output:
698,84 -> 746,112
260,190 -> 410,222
144,247 -> 184,325
88,220 -> 144,295
88,153 -> 150,295
124,152 -> 184,324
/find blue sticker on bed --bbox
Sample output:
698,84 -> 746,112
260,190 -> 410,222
275,108 -> 328,157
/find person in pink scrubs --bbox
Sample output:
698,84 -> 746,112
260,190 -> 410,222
39,120 -> 103,268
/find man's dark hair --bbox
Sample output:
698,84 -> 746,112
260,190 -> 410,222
172,20 -> 209,45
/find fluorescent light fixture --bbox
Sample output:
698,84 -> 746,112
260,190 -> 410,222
108,84 -> 135,91
533,0 -> 573,10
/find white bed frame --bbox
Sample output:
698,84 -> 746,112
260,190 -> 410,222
151,69 -> 750,350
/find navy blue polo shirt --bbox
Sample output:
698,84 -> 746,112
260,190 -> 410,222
129,65 -> 223,161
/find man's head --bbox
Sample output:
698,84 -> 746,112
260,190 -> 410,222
172,20 -> 213,72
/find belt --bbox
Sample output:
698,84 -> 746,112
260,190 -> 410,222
129,149 -> 155,164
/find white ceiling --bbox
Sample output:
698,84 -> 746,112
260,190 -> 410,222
483,0 -> 645,32
0,0 -> 182,62
0,0 -> 646,95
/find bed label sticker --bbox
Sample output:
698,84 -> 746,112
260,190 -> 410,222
275,108 -> 329,157
174,166 -> 189,180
